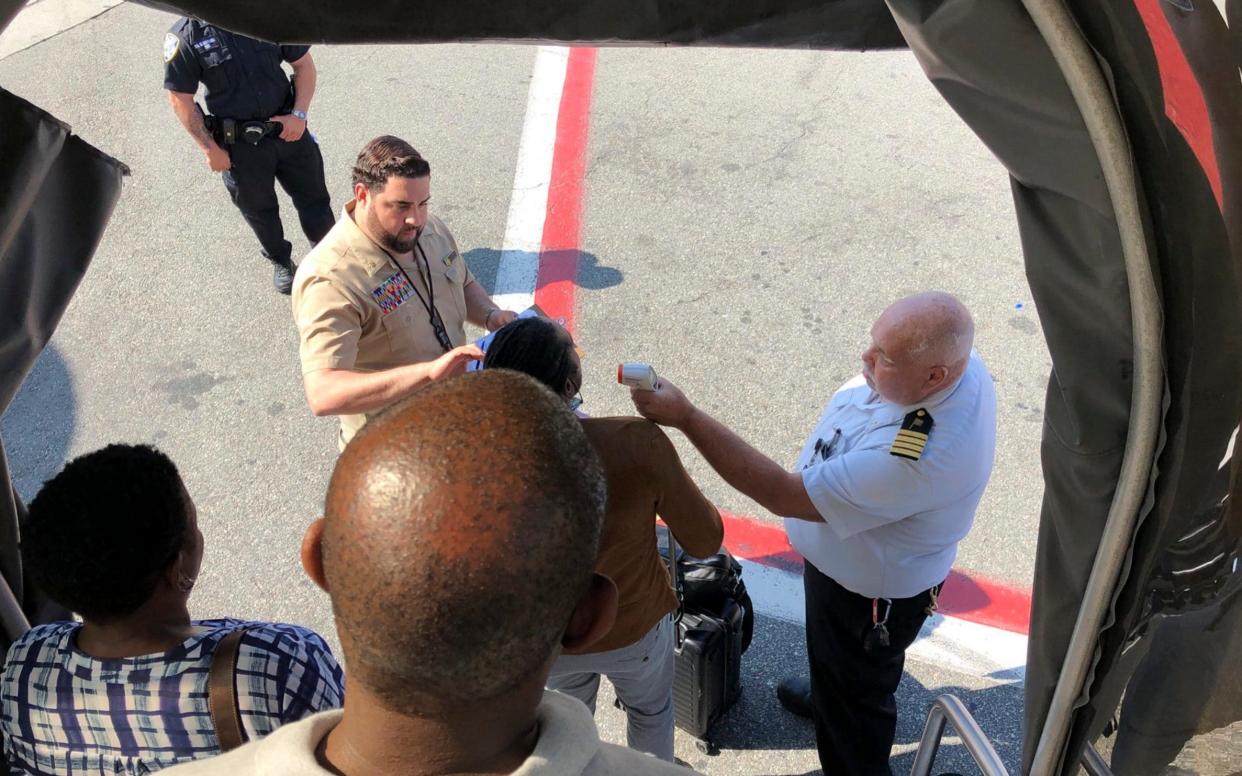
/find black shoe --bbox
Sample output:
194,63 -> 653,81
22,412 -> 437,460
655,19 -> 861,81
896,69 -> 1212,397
776,675 -> 813,719
271,258 -> 296,295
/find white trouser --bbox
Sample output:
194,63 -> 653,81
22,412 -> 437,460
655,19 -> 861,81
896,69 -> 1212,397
546,615 -> 676,761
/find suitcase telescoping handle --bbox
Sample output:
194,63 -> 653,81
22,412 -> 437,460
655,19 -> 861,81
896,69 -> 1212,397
664,527 -> 686,648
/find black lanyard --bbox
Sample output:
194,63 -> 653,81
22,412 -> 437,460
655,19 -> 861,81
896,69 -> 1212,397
383,238 -> 453,354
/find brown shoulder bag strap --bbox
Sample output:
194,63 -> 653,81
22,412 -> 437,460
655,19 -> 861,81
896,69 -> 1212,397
207,626 -> 250,752
663,527 -> 686,649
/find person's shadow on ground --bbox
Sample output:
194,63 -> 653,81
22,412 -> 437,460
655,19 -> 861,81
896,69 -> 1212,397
464,248 -> 624,296
2,343 -> 76,502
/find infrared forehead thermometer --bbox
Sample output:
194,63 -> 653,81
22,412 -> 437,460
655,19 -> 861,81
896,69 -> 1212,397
618,362 -> 659,391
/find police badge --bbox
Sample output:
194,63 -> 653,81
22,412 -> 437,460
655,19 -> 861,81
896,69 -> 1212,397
163,33 -> 180,63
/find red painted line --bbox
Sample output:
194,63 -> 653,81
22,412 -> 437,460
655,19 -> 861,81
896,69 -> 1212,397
533,47 -> 598,335
719,512 -> 1032,635
530,47 -> 1032,638
719,510 -> 804,573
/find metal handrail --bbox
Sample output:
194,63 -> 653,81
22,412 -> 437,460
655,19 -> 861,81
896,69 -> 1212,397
1079,743 -> 1114,776
909,694 -> 1009,776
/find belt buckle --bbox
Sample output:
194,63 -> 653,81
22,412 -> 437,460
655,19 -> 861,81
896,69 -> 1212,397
242,122 -> 268,145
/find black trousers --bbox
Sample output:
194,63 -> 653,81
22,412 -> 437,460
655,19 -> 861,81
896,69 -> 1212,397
804,561 -> 938,776
221,131 -> 333,265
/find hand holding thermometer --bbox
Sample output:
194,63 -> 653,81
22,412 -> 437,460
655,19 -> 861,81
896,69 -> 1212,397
618,362 -> 659,391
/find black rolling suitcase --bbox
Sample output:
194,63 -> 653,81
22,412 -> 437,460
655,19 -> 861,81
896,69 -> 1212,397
659,527 -> 749,752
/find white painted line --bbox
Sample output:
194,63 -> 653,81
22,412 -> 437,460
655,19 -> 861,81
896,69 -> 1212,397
739,558 -> 1027,682
0,0 -> 123,61
910,613 -> 1027,682
492,46 -> 570,313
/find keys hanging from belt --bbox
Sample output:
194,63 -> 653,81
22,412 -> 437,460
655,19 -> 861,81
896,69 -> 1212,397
925,583 -> 941,617
863,597 -> 892,652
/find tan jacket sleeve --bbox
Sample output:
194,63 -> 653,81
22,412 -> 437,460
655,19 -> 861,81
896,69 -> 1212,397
645,422 -> 724,558
294,275 -> 362,373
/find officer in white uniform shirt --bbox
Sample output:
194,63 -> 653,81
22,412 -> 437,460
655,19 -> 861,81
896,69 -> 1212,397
631,291 -> 997,776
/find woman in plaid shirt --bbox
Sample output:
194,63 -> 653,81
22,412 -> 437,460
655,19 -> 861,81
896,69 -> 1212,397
1,444 -> 344,774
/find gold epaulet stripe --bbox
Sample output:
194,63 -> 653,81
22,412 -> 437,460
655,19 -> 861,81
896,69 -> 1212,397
889,407 -> 935,461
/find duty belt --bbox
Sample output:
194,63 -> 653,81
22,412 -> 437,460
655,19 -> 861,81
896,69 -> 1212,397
203,114 -> 280,146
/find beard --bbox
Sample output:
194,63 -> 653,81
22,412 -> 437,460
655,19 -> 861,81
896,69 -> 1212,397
366,206 -> 419,254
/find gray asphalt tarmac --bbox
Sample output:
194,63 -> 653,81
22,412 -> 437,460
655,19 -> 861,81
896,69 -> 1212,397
1,4 -> 1045,773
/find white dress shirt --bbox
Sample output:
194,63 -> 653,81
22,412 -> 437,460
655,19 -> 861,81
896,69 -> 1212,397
785,352 -> 997,598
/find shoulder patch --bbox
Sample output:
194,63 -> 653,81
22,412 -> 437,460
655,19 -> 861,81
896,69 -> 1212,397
163,32 -> 181,63
890,408 -> 934,461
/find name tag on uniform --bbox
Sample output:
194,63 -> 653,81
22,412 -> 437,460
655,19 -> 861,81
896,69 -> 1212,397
371,273 -> 414,315
191,33 -> 231,68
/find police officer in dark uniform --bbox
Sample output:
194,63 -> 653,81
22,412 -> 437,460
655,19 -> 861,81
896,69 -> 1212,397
164,18 -> 334,294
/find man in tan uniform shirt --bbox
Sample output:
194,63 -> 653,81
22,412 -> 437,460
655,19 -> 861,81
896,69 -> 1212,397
292,135 -> 516,446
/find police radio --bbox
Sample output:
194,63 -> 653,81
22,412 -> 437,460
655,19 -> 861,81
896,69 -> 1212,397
618,362 -> 659,391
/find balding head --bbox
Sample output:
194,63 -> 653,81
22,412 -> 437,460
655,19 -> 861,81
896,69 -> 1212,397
861,291 -> 975,405
314,370 -> 607,714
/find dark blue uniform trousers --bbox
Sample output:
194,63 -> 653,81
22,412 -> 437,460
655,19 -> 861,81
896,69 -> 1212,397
804,561 -> 938,776
222,132 -> 333,265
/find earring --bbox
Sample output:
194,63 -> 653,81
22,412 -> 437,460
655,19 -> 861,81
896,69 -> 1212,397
177,574 -> 196,593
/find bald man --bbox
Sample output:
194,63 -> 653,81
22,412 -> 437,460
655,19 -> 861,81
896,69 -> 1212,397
632,291 -> 997,775
168,371 -> 693,775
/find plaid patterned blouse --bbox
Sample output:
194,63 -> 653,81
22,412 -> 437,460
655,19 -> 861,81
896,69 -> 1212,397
1,619 -> 345,775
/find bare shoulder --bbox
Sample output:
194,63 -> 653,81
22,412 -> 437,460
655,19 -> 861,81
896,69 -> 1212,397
581,416 -> 671,449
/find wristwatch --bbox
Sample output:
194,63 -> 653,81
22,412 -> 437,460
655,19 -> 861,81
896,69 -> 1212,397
291,109 -> 308,121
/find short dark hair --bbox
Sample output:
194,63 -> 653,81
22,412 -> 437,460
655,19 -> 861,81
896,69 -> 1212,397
323,371 -> 606,712
21,444 -> 190,621
351,135 -> 431,191
483,317 -> 580,398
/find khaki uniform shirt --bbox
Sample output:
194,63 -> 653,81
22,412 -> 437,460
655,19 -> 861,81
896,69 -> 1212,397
291,201 -> 476,445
